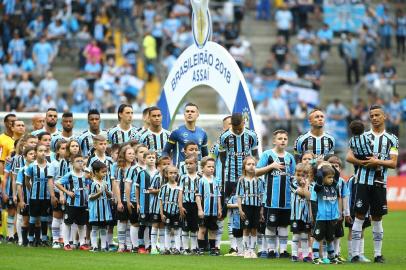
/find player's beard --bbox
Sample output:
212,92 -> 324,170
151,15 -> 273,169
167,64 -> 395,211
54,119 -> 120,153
47,121 -> 57,128
63,127 -> 73,133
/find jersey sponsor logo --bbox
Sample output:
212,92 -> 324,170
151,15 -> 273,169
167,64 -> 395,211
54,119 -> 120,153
315,229 -> 320,235
244,219 -> 249,226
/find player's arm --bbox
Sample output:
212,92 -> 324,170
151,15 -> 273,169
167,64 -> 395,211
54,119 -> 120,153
55,179 -> 74,199
48,177 -> 58,207
237,196 -> 245,220
125,181 -> 133,213
366,153 -> 398,169
217,194 -> 222,219
196,193 -> 203,218
89,187 -> 102,200
201,132 -> 209,157
17,184 -> 25,208
346,149 -> 368,166
159,198 -> 165,221
162,132 -> 177,157
178,187 -> 186,218
113,180 -> 124,210
1,170 -> 9,202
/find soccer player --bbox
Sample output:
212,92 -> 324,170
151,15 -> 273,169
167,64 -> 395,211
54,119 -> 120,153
256,129 -> 296,258
16,146 -> 36,246
159,165 -> 182,254
107,104 -> 140,145
88,161 -> 113,252
346,105 -> 398,263
136,151 -> 158,253
163,103 -> 208,166
237,156 -> 263,259
51,112 -> 75,152
290,163 -> 312,262
134,106 -> 170,158
77,109 -> 107,156
149,156 -> 171,254
310,163 -> 340,264
32,108 -> 59,136
113,145 -> 136,252
11,120 -> 26,141
294,109 -> 335,160
196,157 -> 222,256
179,154 -> 200,254
25,144 -> 53,246
55,154 -> 90,251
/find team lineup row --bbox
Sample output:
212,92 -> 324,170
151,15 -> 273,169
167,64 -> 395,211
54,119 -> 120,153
0,103 -> 398,264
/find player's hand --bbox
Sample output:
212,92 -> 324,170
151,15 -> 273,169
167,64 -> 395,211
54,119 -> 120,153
270,162 -> 285,171
161,214 -> 166,221
127,202 -> 133,214
51,196 -> 58,208
239,210 -> 246,220
2,194 -> 8,203
364,157 -> 379,168
217,210 -> 222,219
67,191 -> 75,199
345,216 -> 353,224
260,214 -> 265,223
19,201 -> 25,210
180,207 -> 187,218
117,202 -> 124,212
13,195 -> 17,205
198,210 -> 204,219
59,195 -> 66,205
136,203 -> 140,214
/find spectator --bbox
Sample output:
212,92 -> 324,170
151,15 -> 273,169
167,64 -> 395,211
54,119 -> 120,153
26,15 -> 45,40
57,92 -> 70,113
257,88 -> 291,131
117,0 -> 136,33
143,30 -> 157,76
20,52 -> 36,76
84,58 -> 102,92
32,36 -> 54,77
122,35 -> 139,71
172,0 -> 190,25
385,93 -> 402,137
347,98 -> 369,124
378,6 -> 394,57
360,25 -> 378,74
3,56 -> 20,77
271,36 -> 289,68
163,12 -> 182,40
70,72 -> 89,107
275,4 -> 293,44
304,63 -> 322,90
326,99 -> 349,122
260,59 -> 276,81
395,9 -> 406,61
0,74 -> 17,106
39,71 -> 58,100
316,23 -> 333,73
132,96 -> 147,114
152,15 -> 164,57
22,89 -> 41,112
47,18 -> 68,56
83,39 -> 102,64
381,57 -> 397,81
173,25 -> 193,52
276,63 -> 298,82
229,39 -> 248,70
16,72 -> 35,101
294,37 -> 314,77
342,33 -> 360,85
224,23 -> 239,50
5,88 -> 20,112
256,0 -> 271,20
7,30 -> 26,65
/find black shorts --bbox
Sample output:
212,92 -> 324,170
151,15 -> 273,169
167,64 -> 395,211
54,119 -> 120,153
108,201 -> 118,226
199,216 -> 218,231
334,220 -> 344,238
128,202 -> 139,224
139,213 -> 150,226
29,199 -> 50,217
52,193 -> 63,212
116,202 -> 130,221
291,220 -> 311,234
224,181 -> 237,200
266,208 -> 291,227
345,216 -> 371,229
89,221 -> 108,227
163,213 -> 180,228
19,204 -> 30,216
313,220 -> 337,242
258,221 -> 266,234
182,202 -> 199,232
353,183 -> 387,217
241,205 -> 261,230
232,228 -> 243,238
64,206 -> 88,225
150,213 -> 161,223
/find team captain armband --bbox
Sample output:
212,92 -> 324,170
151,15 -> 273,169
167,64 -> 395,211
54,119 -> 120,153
390,146 -> 398,156
168,140 -> 176,144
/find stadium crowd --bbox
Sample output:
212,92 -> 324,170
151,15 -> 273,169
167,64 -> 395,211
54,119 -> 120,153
0,102 -> 398,265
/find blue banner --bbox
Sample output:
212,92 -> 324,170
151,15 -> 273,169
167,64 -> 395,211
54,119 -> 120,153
323,1 -> 366,33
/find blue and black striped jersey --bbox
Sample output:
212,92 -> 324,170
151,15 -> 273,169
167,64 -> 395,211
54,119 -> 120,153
11,154 -> 25,176
86,154 -> 114,190
294,131 -> 335,158
25,161 -> 53,200
136,168 -> 157,215
77,129 -> 108,156
149,172 -> 163,215
16,166 -> 30,204
257,149 -> 296,209
236,177 -> 263,206
3,158 -> 14,197
159,183 -> 181,215
112,163 -> 132,202
290,180 -> 311,223
228,195 -> 240,229
179,174 -> 199,203
51,134 -> 75,152
355,130 -> 398,185
58,172 -> 90,207
310,183 -> 340,221
107,125 -> 140,145
126,165 -> 144,203
349,133 -> 373,159
135,128 -> 170,157
88,180 -> 113,223
218,129 -> 258,183
197,176 -> 221,216
210,142 -> 225,187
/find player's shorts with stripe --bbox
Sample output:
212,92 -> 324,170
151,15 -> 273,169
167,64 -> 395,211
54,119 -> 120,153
29,199 -> 50,217
52,192 -> 63,212
291,220 -> 311,234
163,213 -> 180,228
241,205 -> 261,230
266,208 -> 291,227
313,220 -> 337,242
334,219 -> 344,238
199,216 -> 218,231
150,213 -> 161,223
353,182 -> 387,217
182,202 -> 199,232
64,206 -> 88,225
139,213 -> 150,226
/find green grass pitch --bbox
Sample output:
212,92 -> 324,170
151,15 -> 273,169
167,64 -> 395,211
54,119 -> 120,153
1,211 -> 406,270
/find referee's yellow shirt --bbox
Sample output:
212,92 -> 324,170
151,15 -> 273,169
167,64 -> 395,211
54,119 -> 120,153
0,133 -> 14,162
